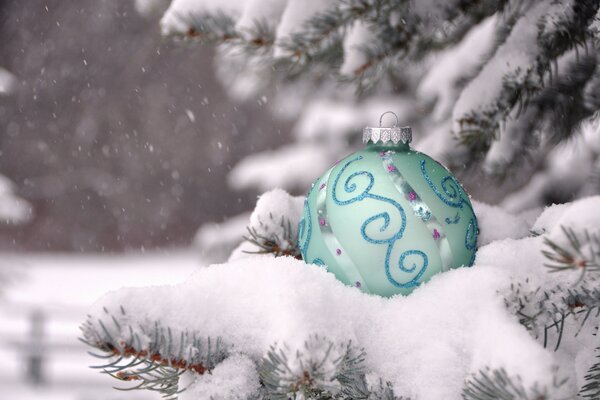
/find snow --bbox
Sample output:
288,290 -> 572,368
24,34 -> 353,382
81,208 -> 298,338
484,48 -> 584,172
412,120 -> 468,164
293,96 -> 415,141
227,143 -> 331,192
417,16 -> 497,121
159,0 -> 335,60
87,256 -> 556,399
229,189 -> 304,260
339,21 -> 373,77
180,354 -> 260,400
228,96 -> 416,193
194,212 -> 251,262
150,0 -> 600,224
134,0 -> 170,18
85,195 -> 600,399
534,196 -> 600,245
248,188 -> 304,240
213,48 -> 271,101
160,0 -> 243,36
472,200 -> 532,246
0,251 -> 200,400
501,118 -> 600,212
0,67 -> 17,95
293,98 -> 366,140
0,174 -> 33,224
235,0 -> 287,36
273,0 -> 335,58
474,198 -> 600,392
451,1 -> 551,134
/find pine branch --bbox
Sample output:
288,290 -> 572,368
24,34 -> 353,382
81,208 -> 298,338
242,213 -> 301,259
80,306 -> 229,399
484,47 -> 598,177
462,367 -> 566,400
507,278 -> 600,351
259,335 -> 407,399
343,377 -> 408,400
279,0 -> 380,65
172,11 -> 275,54
456,0 -> 600,150
580,347 -> 600,398
260,335 -> 364,399
344,0 -> 504,91
542,226 -> 600,283
166,0 -> 506,93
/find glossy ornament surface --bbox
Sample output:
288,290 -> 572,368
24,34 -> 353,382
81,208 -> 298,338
298,114 -> 478,297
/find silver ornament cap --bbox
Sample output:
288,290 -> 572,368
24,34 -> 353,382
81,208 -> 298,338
363,111 -> 412,145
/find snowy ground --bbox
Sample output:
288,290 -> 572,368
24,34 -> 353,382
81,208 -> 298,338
0,251 -> 201,400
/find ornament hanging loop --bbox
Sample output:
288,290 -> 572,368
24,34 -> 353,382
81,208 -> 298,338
379,111 -> 399,128
363,111 -> 412,145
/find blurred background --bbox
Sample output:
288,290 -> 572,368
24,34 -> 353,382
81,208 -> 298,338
0,0 -> 290,398
1,0 -> 599,398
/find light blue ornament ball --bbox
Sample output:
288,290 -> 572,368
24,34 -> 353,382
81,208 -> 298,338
297,114 -> 478,297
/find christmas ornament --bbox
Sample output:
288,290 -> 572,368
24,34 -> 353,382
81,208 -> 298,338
297,112 -> 478,297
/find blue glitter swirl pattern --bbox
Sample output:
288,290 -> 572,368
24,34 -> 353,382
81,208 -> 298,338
445,212 -> 461,225
312,258 -> 326,268
420,159 -> 478,264
298,181 -> 318,259
380,152 -> 453,272
332,155 -> 428,288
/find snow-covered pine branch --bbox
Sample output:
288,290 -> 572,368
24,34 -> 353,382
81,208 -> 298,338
453,0 -> 599,154
581,347 -> 600,398
462,367 -> 566,400
82,190 -> 600,399
136,0 -> 600,213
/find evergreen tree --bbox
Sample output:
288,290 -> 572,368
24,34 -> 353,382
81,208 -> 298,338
80,1 -> 600,399
151,0 -> 600,210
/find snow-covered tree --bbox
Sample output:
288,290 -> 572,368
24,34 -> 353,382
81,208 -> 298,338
137,0 -> 600,257
80,1 -> 600,399
149,0 -> 600,209
82,190 -> 600,399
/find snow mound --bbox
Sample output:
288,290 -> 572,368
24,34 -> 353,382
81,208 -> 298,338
180,354 -> 260,400
248,188 -> 304,237
194,212 -> 251,262
533,195 -> 600,237
229,189 -> 304,261
88,256 -> 556,399
85,196 -> 600,399
472,200 -> 531,246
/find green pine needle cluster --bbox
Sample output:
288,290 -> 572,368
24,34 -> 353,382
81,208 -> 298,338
81,313 -> 406,399
80,306 -> 229,399
462,367 -> 566,400
580,347 -> 600,399
242,213 -> 301,258
502,225 -> 600,398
